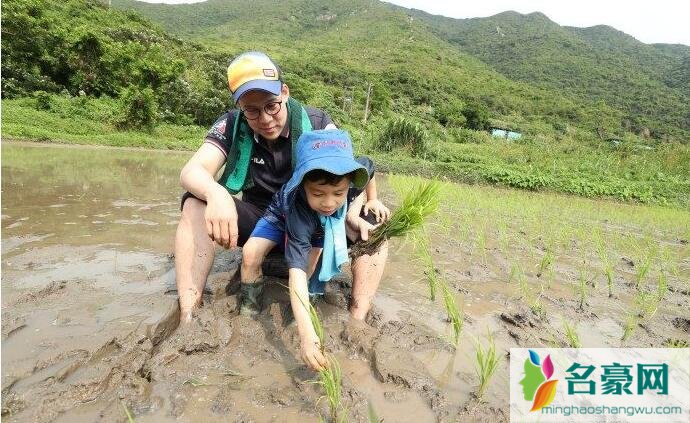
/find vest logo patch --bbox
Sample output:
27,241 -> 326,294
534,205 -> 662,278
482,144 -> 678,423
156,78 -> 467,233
252,157 -> 266,165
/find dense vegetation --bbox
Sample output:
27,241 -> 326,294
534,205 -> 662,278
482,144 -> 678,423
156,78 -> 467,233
1,0 -> 230,127
410,10 -> 690,140
2,0 -> 688,207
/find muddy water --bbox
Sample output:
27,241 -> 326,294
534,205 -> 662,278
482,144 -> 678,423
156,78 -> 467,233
3,142 -> 688,422
1,143 -> 482,422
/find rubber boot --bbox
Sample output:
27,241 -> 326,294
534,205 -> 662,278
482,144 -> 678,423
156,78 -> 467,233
239,277 -> 264,316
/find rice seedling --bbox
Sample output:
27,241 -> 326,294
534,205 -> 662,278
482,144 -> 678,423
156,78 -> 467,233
516,265 -> 529,299
440,280 -> 464,347
635,290 -> 660,319
508,262 -> 519,284
594,231 -> 614,296
293,287 -> 345,422
121,402 -> 135,423
537,246 -> 554,278
656,270 -> 668,301
621,312 -> 638,341
663,339 -> 689,348
575,265 -> 589,310
367,399 -> 382,423
350,180 -> 440,258
530,294 -> 545,319
413,230 -> 439,301
634,249 -> 655,290
183,377 -> 211,387
317,355 -> 344,422
562,319 -> 581,348
473,331 -> 501,401
475,224 -> 488,264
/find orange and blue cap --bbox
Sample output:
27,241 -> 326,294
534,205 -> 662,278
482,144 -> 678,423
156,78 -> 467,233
227,51 -> 283,102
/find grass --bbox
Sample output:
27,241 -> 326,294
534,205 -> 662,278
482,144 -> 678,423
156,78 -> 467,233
2,98 -> 205,150
473,332 -> 501,401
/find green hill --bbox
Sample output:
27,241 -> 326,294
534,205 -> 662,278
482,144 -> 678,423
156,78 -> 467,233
408,9 -> 690,139
3,0 -> 689,206
111,0 -> 633,136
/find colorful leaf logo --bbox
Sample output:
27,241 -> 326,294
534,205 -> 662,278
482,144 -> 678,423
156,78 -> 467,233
530,379 -> 558,411
542,355 -> 554,379
521,350 -> 559,412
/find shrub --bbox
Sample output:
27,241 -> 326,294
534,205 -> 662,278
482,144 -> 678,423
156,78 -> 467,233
374,116 -> 428,156
463,101 -> 491,131
33,91 -> 52,110
116,86 -> 158,131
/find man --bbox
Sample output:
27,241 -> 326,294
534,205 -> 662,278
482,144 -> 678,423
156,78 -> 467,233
175,51 -> 337,322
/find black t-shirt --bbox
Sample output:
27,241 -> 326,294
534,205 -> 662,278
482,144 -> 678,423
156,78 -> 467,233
204,106 -> 334,210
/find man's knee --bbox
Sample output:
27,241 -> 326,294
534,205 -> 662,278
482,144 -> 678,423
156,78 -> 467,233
179,197 -> 206,227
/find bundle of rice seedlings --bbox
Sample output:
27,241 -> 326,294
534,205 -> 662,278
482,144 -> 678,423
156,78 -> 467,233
350,181 -> 441,258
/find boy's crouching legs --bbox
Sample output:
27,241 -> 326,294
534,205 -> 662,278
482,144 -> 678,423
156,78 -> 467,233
239,237 -> 277,316
350,240 -> 389,320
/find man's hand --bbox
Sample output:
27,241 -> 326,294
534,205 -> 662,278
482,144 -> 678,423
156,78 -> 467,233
347,216 -> 377,242
363,198 -> 391,223
204,184 -> 239,249
300,335 -> 328,371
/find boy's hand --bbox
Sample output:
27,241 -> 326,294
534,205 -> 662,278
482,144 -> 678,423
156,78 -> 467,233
363,199 -> 391,223
300,335 -> 328,371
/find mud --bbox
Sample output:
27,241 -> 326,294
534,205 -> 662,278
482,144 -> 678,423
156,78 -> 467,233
2,142 -> 688,422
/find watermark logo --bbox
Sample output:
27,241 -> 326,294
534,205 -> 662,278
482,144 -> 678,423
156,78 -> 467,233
520,349 -> 558,412
510,348 -> 690,422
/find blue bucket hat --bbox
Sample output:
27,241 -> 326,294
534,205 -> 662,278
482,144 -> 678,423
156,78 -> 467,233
284,129 -> 369,195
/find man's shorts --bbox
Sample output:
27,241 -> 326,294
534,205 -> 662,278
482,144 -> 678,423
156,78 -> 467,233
180,191 -> 264,247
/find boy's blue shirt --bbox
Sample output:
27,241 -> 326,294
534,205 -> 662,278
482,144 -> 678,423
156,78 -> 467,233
262,156 -> 375,274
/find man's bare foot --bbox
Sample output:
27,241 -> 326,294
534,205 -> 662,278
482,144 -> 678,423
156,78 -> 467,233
178,287 -> 201,324
180,308 -> 194,324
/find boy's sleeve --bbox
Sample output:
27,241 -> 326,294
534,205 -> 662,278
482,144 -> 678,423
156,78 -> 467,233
285,199 -> 319,272
347,156 -> 376,203
357,156 -> 376,179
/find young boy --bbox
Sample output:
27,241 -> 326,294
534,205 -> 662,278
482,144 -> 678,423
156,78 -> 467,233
243,129 -> 389,371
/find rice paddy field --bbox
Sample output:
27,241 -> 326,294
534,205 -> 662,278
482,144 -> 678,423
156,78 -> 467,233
2,143 -> 688,422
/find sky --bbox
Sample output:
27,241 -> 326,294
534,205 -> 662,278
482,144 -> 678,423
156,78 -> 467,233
138,0 -> 690,45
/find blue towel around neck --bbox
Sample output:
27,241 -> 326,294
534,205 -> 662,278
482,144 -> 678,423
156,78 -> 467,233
308,203 -> 349,295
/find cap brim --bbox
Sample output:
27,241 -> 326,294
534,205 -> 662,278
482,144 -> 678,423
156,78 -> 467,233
285,157 -> 369,195
232,80 -> 282,102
